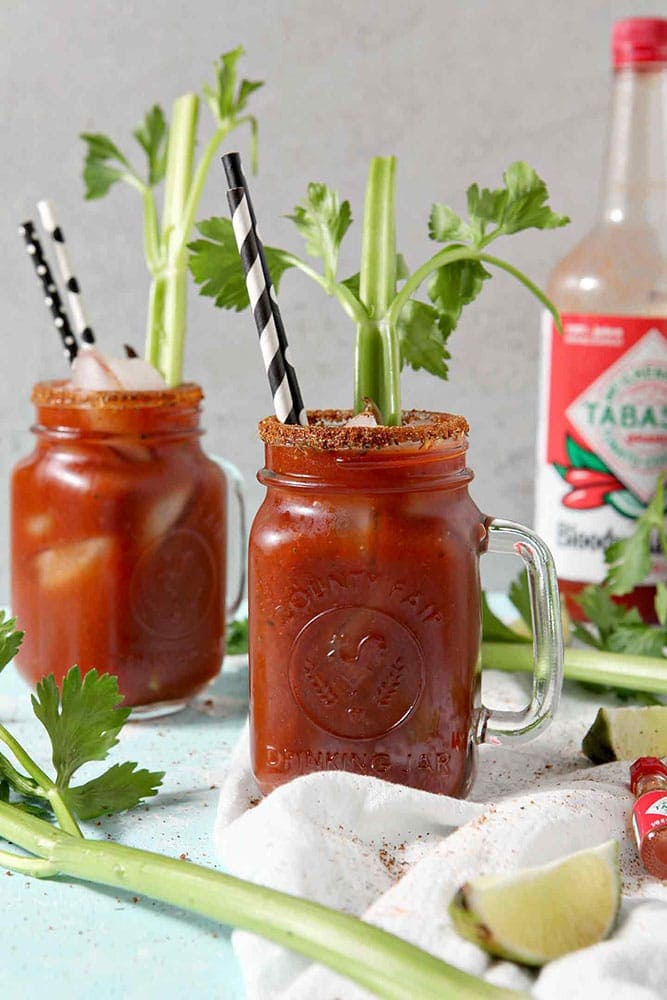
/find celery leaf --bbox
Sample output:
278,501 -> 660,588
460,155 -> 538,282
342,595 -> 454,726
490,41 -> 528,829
499,162 -> 570,235
133,105 -> 168,186
606,624 -> 667,658
466,183 -> 509,243
481,593 -> 530,643
508,572 -> 532,630
65,761 -> 163,820
605,475 -> 666,596
655,582 -> 667,627
287,183 -> 352,283
397,299 -> 451,378
0,612 -> 23,674
188,216 -> 296,310
236,78 -> 264,113
574,587 -> 644,648
203,47 -> 263,125
427,258 -> 490,338
226,617 -> 249,655
30,666 -> 164,818
430,163 -> 568,249
32,667 -> 131,787
575,477 -> 667,662
428,205 -> 473,244
80,132 -> 136,199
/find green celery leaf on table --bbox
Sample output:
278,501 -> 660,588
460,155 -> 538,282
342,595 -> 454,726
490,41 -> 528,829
32,668 -> 130,785
226,618 -> 249,655
31,667 -> 163,816
65,760 -> 163,820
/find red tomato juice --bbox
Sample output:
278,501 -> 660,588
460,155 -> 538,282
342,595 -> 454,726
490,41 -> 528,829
249,410 -> 487,796
11,381 -> 226,711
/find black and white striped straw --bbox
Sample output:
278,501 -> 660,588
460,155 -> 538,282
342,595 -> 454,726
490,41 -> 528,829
37,199 -> 95,344
222,153 -> 307,426
226,186 -> 305,424
19,221 -> 78,364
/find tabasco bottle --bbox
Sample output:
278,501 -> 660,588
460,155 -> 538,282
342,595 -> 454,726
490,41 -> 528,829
629,756 -> 667,880
535,17 -> 667,621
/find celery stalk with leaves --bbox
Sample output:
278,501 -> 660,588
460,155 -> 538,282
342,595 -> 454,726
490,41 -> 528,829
0,619 -> 521,1000
189,158 -> 568,423
483,476 -> 667,697
81,47 -> 262,386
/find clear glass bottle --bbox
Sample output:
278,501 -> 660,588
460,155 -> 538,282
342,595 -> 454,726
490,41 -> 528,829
630,756 -> 667,879
535,17 -> 667,621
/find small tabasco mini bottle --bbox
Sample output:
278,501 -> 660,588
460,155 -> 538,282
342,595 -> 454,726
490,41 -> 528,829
629,756 -> 667,879
535,18 -> 667,621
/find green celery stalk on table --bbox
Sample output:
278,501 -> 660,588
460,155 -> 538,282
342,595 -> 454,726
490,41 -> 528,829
81,46 -> 262,386
0,617 -> 522,999
189,158 -> 568,424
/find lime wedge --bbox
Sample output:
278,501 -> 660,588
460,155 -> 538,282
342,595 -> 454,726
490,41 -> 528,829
449,840 -> 620,966
582,705 -> 667,764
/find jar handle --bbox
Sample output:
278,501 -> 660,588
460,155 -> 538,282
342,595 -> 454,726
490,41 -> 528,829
479,518 -> 563,745
210,456 -> 247,621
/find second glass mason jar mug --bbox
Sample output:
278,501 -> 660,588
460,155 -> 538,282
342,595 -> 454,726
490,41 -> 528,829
249,410 -> 563,797
11,381 -> 245,714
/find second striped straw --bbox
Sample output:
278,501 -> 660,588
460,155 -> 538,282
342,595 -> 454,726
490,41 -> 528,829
37,200 -> 95,345
223,156 -> 307,426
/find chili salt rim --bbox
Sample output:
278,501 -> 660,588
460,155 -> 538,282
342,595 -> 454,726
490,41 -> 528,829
258,409 -> 469,450
31,379 -> 203,410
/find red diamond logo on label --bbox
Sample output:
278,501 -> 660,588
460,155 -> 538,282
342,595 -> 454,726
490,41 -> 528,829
566,328 -> 667,503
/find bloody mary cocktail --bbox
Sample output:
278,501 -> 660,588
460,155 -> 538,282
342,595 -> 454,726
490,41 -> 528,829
250,410 -> 564,797
11,381 -> 226,712
250,410 -> 485,796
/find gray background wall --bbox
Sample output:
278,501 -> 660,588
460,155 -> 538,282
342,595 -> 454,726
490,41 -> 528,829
0,0 -> 655,598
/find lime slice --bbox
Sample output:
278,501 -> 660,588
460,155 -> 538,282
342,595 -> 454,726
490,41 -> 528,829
449,840 -> 620,966
582,705 -> 667,764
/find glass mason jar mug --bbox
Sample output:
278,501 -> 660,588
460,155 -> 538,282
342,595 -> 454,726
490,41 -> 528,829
11,381 -> 245,714
250,410 -> 563,797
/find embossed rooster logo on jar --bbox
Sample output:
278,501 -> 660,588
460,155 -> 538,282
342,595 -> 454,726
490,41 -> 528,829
289,608 -> 424,740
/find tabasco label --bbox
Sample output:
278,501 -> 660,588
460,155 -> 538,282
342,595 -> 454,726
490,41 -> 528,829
632,791 -> 667,848
535,312 -> 667,583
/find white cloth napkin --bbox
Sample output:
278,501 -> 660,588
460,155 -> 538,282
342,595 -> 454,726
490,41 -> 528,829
214,671 -> 667,999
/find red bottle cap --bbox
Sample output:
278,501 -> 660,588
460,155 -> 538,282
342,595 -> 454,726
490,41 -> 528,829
630,756 -> 667,793
613,18 -> 667,68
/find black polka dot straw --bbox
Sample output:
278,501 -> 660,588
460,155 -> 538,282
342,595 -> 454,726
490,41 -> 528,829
19,221 -> 78,363
37,200 -> 95,344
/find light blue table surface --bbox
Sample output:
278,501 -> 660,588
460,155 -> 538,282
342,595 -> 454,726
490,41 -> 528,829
1,657 -> 250,1000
